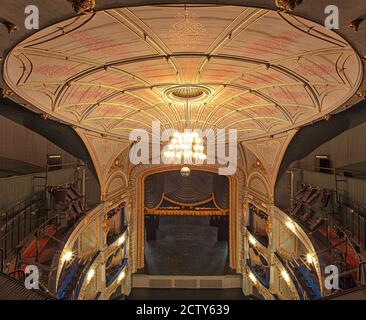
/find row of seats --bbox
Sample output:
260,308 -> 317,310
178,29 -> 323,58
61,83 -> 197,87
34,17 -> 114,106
56,259 -> 86,300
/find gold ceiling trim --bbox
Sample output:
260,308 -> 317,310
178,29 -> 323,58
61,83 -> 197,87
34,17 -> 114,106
3,5 -> 363,142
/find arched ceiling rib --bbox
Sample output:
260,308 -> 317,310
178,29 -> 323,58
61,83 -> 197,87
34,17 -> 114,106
3,5 -> 363,142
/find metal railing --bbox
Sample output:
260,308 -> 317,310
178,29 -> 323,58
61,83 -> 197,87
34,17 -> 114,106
0,190 -> 45,260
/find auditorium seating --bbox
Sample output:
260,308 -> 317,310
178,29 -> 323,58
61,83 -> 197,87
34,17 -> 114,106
290,184 -> 361,291
56,258 -> 86,300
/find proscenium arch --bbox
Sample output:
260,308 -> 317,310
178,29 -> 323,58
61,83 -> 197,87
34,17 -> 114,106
131,164 -> 241,272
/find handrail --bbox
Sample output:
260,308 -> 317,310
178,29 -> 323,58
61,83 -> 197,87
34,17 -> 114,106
0,190 -> 44,221
0,248 -> 4,272
73,250 -> 101,300
55,204 -> 104,289
106,258 -> 128,288
274,252 -> 303,300
0,190 -> 45,260
7,269 -> 25,281
273,207 -> 323,291
358,261 -> 366,285
322,284 -> 366,300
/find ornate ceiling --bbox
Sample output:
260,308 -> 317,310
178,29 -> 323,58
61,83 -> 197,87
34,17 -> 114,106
3,4 -> 363,143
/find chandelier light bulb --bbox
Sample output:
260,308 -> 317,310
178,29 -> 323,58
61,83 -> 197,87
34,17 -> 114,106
180,166 -> 191,177
164,130 -> 207,165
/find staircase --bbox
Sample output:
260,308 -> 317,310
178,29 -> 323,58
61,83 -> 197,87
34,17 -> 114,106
0,190 -> 45,259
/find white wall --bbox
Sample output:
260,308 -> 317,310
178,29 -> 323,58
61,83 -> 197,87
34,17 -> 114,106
0,115 -> 76,168
299,122 -> 366,170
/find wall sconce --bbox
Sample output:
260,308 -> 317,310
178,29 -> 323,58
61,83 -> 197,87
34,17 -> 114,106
62,250 -> 73,263
281,270 -> 291,283
285,221 -> 296,233
117,234 -> 126,246
306,253 -> 315,265
86,268 -> 95,283
117,270 -> 126,283
356,91 -> 366,99
248,271 -> 257,284
248,234 -> 257,246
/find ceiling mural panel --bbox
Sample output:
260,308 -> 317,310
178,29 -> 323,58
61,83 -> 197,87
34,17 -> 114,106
3,5 -> 362,143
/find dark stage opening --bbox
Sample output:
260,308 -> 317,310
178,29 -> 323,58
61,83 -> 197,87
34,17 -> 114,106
143,171 -> 230,275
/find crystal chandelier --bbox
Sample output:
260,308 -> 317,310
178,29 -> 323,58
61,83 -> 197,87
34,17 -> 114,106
164,131 -> 207,163
162,85 -> 207,175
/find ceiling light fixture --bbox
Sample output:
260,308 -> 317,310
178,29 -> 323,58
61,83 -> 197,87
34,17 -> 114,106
180,166 -> 191,177
164,131 -> 207,165
163,86 -> 208,175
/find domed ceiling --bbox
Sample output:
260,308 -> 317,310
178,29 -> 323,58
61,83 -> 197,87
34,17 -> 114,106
3,4 -> 363,142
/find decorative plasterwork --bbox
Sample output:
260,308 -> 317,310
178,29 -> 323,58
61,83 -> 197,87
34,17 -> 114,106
76,129 -> 128,188
244,130 -> 297,191
247,171 -> 271,201
4,5 -> 362,143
